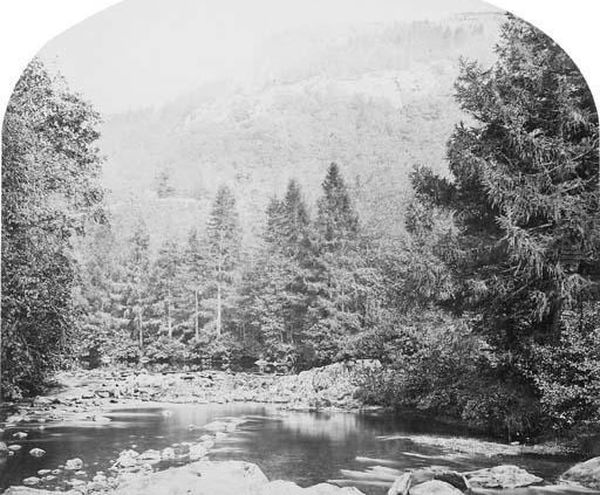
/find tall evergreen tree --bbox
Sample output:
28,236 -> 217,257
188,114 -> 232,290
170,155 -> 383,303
151,238 -> 183,339
206,186 -> 241,336
316,163 -> 359,248
120,219 -> 152,352
183,228 -> 208,340
411,15 -> 600,426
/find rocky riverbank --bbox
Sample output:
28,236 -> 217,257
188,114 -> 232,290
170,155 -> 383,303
3,362 -> 600,495
1,361 -> 382,428
6,453 -> 600,495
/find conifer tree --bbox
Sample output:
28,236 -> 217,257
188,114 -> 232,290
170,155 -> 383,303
121,219 -> 152,352
183,228 -> 208,340
206,186 -> 241,336
151,238 -> 183,339
411,15 -> 600,404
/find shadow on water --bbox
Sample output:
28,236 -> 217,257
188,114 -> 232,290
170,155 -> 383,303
0,403 -> 585,494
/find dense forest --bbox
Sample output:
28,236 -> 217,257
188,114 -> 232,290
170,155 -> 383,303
2,13 -> 599,445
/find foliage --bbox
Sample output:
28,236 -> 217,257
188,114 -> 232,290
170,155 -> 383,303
1,59 -> 104,396
409,14 -> 600,435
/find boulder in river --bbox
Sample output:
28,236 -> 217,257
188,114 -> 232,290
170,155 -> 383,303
139,449 -> 162,463
389,469 -> 468,495
13,431 -> 28,440
65,457 -> 84,471
409,480 -> 463,495
388,473 -> 411,495
465,465 -> 543,489
115,449 -> 140,468
161,447 -> 176,460
28,448 -> 46,457
562,457 -> 600,489
21,477 -> 41,487
0,442 -> 8,456
113,459 -> 269,495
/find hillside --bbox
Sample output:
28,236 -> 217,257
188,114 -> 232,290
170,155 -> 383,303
99,13 -> 504,249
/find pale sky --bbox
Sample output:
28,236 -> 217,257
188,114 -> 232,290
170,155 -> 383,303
39,0 -> 501,114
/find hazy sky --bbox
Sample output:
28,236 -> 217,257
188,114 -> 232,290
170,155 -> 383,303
39,0 -> 500,114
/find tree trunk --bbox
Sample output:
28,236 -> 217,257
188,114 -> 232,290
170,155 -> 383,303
0,323 -> 3,402
195,288 -> 199,340
138,308 -> 144,351
167,289 -> 172,339
216,282 -> 222,336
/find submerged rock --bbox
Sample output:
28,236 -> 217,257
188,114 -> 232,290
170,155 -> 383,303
465,465 -> 543,489
562,457 -> 600,489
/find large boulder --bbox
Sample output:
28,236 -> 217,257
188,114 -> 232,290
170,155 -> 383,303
113,460 -> 269,495
388,470 -> 467,495
258,480 -> 306,495
562,457 -> 600,489
465,465 -> 543,489
409,480 -> 464,495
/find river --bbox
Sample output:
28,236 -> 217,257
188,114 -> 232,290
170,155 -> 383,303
0,403 -> 584,493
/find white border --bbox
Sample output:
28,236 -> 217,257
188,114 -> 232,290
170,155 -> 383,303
0,0 -> 599,117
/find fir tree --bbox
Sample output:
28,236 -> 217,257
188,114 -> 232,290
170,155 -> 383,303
411,15 -> 600,422
206,186 -> 241,336
121,218 -> 152,352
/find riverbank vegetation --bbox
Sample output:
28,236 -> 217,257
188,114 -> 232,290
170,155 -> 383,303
2,14 -> 599,444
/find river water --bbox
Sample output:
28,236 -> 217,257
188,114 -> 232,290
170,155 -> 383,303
0,403 -> 587,493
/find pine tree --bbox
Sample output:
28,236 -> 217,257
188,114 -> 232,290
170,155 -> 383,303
151,238 -> 182,339
183,228 -> 208,340
316,163 -> 359,248
120,218 -> 152,352
301,163 -> 367,365
206,186 -> 241,336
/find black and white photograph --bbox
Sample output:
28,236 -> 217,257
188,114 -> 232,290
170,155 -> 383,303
0,0 -> 599,493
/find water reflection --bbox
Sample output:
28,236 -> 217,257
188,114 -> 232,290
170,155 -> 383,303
0,403 -> 581,495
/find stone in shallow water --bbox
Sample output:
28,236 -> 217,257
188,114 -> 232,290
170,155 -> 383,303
65,457 -> 84,471
29,448 -> 46,457
465,465 -> 543,489
22,477 -> 41,487
562,457 -> 600,490
161,447 -> 176,460
388,473 -> 411,495
409,480 -> 463,495
113,460 -> 269,495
